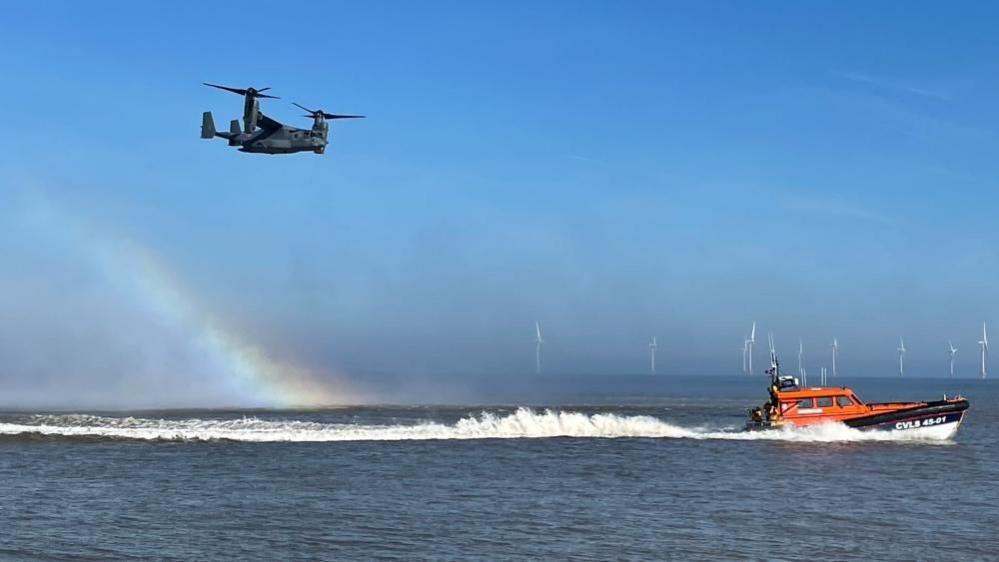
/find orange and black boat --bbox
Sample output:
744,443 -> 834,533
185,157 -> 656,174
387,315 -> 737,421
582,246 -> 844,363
746,354 -> 969,437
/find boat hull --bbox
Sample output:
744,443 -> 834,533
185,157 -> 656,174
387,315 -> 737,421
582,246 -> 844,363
844,399 -> 968,435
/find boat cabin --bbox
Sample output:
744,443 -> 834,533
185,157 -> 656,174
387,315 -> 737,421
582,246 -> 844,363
773,386 -> 868,425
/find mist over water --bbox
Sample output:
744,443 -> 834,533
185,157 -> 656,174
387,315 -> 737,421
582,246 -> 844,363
2,187 -> 997,413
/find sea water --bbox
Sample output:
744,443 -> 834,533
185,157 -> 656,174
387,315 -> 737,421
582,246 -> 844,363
0,376 -> 995,560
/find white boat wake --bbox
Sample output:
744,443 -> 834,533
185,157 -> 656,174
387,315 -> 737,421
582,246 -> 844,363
0,408 -> 955,443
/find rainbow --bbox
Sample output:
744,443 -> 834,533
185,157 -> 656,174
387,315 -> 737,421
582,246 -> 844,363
108,240 -> 357,405
35,197 -> 360,407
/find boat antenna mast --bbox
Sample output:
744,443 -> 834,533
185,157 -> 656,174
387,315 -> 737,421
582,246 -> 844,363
767,332 -> 779,384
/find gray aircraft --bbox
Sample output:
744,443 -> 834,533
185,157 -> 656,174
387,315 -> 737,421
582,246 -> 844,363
200,83 -> 363,155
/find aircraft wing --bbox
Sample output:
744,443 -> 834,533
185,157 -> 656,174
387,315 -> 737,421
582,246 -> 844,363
256,112 -> 284,131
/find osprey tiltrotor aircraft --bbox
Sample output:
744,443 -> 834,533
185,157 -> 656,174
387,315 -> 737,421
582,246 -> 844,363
200,83 -> 363,155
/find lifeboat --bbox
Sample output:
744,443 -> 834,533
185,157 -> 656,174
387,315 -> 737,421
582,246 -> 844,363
746,363 -> 969,438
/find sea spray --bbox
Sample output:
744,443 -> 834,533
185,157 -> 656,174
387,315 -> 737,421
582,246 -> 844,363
0,408 -> 955,443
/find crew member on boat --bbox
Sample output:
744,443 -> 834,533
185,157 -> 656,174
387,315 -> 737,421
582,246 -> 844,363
767,380 -> 780,421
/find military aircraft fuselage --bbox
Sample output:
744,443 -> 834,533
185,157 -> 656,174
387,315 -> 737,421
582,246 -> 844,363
202,109 -> 329,154
233,120 -> 329,154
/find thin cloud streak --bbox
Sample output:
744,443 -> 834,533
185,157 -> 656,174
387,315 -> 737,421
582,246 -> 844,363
783,194 -> 898,226
833,71 -> 953,101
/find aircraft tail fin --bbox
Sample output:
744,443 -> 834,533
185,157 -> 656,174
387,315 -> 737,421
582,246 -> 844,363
229,120 -> 241,135
201,112 -> 216,139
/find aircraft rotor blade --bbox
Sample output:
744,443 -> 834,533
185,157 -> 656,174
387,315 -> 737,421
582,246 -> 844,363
204,83 -> 247,95
204,83 -> 280,99
294,102 -> 365,120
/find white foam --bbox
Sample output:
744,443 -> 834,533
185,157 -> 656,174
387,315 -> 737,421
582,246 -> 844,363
0,409 -> 957,443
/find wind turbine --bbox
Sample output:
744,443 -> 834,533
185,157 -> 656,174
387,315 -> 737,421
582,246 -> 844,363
948,341 -> 957,377
831,338 -> 838,378
979,322 -> 988,380
741,339 -> 748,374
649,336 -> 658,374
747,322 -> 757,375
535,321 -> 544,375
898,337 -> 906,377
798,338 -> 804,380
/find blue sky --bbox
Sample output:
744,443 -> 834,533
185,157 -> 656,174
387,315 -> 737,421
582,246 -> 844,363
2,2 -> 999,404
